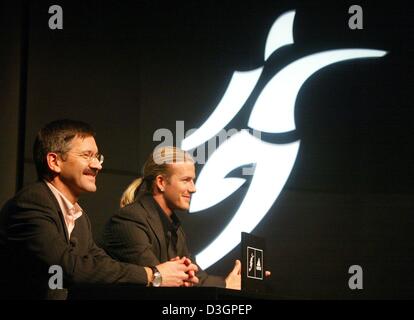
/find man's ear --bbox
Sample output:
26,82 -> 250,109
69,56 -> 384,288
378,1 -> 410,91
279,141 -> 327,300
46,152 -> 62,174
154,175 -> 167,192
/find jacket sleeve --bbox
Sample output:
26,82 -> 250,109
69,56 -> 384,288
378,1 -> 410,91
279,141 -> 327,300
102,210 -> 161,267
6,196 -> 148,287
179,227 -> 226,288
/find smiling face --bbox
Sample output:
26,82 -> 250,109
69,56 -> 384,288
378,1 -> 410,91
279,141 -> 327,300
160,161 -> 196,213
52,135 -> 102,202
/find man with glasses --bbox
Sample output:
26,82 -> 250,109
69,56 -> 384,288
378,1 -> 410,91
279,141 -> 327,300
0,119 -> 198,299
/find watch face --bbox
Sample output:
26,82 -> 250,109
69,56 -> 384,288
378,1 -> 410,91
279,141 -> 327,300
152,271 -> 162,287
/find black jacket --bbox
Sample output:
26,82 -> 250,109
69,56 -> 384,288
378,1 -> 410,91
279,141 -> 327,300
0,181 -> 148,299
102,193 -> 225,287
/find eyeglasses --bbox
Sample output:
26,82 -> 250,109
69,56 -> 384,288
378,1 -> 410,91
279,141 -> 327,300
68,152 -> 104,165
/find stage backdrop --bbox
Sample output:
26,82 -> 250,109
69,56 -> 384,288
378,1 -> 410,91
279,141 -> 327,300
7,0 -> 413,298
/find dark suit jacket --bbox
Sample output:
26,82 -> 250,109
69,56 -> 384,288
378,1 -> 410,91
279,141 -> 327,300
0,181 -> 148,299
102,194 -> 225,287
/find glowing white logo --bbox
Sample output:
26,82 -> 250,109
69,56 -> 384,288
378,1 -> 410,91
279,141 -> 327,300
181,11 -> 387,269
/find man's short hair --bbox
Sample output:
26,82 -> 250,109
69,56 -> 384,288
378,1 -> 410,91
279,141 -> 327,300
33,119 -> 96,180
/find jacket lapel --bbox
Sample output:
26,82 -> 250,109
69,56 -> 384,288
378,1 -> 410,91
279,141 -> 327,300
40,181 -> 70,243
139,194 -> 168,262
176,226 -> 190,258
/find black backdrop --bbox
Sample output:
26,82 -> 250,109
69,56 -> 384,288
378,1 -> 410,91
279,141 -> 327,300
9,0 -> 414,298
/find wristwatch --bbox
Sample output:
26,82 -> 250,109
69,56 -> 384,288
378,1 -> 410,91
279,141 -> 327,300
150,266 -> 162,287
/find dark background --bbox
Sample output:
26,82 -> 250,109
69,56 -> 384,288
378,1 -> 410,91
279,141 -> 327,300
0,0 -> 413,299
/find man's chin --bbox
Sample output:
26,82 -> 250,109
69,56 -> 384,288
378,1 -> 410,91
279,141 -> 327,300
179,203 -> 190,211
82,184 -> 97,193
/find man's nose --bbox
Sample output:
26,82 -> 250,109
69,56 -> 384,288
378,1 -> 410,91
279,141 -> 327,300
189,180 -> 196,193
90,158 -> 102,171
